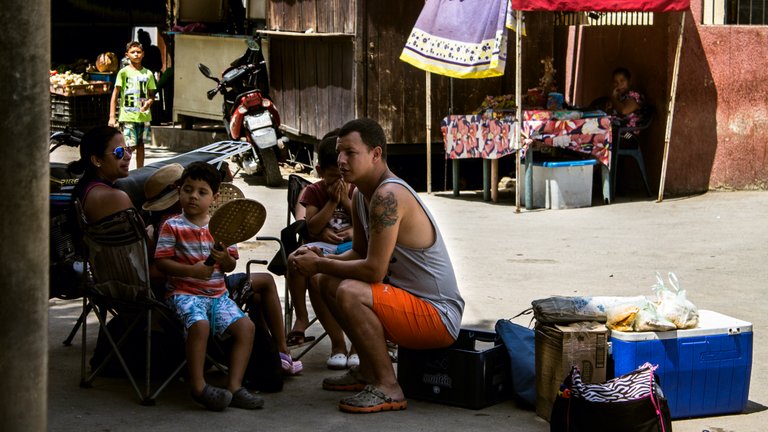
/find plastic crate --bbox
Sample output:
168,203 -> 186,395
397,328 -> 511,409
88,72 -> 116,89
520,159 -> 597,209
50,93 -> 111,131
611,310 -> 753,419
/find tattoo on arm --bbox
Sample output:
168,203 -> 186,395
369,191 -> 398,234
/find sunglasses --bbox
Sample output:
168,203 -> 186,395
108,146 -> 132,160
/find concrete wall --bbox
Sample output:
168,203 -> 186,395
679,4 -> 768,191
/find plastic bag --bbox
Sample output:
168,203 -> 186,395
605,300 -> 641,331
653,272 -> 699,329
532,296 -> 646,324
633,300 -> 676,332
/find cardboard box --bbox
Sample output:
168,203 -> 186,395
535,321 -> 608,420
611,310 -> 752,419
520,159 -> 597,209
397,328 -> 511,409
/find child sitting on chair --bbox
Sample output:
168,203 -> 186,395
286,131 -> 360,370
154,161 -> 263,411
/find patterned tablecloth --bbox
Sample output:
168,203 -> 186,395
441,112 -> 613,167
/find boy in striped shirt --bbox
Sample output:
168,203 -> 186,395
154,162 -> 262,411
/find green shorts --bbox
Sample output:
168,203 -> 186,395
122,122 -> 152,148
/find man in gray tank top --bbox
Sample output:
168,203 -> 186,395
291,118 -> 464,414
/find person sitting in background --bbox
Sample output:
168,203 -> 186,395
608,67 -> 646,130
286,131 -> 360,370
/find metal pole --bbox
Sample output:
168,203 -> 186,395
658,12 -> 686,202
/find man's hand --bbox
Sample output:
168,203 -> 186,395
291,245 -> 323,276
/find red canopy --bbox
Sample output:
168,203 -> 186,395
512,0 -> 690,12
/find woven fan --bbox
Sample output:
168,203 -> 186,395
209,182 -> 246,215
204,198 -> 267,266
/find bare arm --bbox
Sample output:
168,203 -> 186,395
293,185 -> 402,283
155,257 -> 214,280
83,186 -> 134,223
108,84 -> 120,127
610,88 -> 640,116
305,183 -> 340,238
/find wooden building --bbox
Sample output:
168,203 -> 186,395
264,0 -> 552,151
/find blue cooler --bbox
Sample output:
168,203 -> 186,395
610,310 -> 752,419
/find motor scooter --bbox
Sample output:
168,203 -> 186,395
49,129 -> 85,300
198,39 -> 285,187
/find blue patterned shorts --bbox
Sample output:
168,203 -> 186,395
122,122 -> 152,148
167,294 -> 245,337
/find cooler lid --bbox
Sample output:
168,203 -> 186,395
609,310 -> 752,341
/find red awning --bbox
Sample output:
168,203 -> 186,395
512,0 -> 690,12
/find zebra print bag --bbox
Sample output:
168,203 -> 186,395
550,363 -> 672,432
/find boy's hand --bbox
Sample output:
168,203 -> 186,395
326,180 -> 342,203
191,261 -> 215,280
140,98 -> 153,112
319,227 -> 345,244
209,243 -> 230,263
108,117 -> 118,128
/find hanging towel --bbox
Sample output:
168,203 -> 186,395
506,2 -> 527,36
400,0 -> 509,79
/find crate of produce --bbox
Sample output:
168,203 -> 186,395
50,93 -> 111,132
50,81 -> 111,96
397,328 -> 511,409
610,309 -> 753,419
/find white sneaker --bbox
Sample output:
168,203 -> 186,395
326,352 -> 348,370
346,353 -> 360,369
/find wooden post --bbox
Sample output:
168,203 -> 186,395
426,71 -> 432,194
514,9 -> 523,212
658,12 -> 686,202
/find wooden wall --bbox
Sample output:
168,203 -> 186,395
268,37 -> 355,138
268,0 -> 355,34
266,1 -> 554,146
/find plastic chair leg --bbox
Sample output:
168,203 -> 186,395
628,149 -> 652,197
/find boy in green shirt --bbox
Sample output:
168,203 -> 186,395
109,41 -> 157,168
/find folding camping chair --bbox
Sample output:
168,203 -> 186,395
269,174 -> 327,360
74,202 -> 190,405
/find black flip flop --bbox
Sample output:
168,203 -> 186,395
286,331 -> 316,347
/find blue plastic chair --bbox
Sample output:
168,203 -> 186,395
610,106 -> 655,199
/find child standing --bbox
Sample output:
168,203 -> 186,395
154,162 -> 263,411
108,41 -> 157,169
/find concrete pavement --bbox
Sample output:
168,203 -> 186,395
48,145 -> 768,431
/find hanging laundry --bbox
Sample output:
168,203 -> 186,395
400,0 -> 510,79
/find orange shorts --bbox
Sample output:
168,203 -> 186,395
370,283 -> 455,349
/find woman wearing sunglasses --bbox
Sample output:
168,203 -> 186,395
70,126 -> 135,223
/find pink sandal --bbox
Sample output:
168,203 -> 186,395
280,352 -> 303,375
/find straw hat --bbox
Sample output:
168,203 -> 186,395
142,163 -> 183,211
